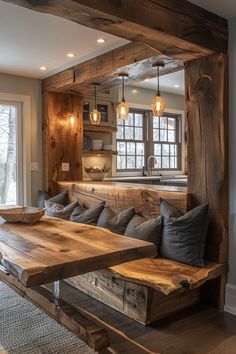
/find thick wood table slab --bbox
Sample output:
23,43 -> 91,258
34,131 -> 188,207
0,217 -> 156,287
0,216 -> 156,350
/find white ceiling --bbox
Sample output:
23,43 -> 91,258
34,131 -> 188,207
0,0 -> 233,93
0,1 -> 128,79
133,70 -> 185,96
189,0 -> 236,19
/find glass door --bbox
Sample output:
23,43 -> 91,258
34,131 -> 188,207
0,101 -> 23,205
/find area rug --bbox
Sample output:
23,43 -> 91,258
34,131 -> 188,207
0,282 -> 96,354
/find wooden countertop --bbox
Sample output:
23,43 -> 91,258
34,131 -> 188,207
58,180 -> 187,193
105,175 -> 187,181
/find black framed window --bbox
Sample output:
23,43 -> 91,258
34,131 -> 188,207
116,110 -> 182,171
152,114 -> 181,170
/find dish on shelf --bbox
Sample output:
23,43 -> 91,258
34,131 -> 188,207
86,172 -> 107,181
92,139 -> 103,150
103,144 -> 113,150
84,164 -> 110,181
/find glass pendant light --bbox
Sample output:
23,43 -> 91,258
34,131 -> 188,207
90,83 -> 101,125
117,73 -> 129,120
151,63 -> 166,117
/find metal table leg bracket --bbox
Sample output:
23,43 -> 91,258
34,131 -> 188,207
53,280 -> 60,315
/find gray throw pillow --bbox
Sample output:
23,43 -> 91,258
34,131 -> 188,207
37,191 -> 50,208
45,200 -> 78,220
97,207 -> 135,234
160,199 -> 209,267
70,202 -> 105,225
124,215 -> 162,248
37,190 -> 68,208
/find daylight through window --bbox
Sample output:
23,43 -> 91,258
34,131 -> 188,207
116,110 -> 182,171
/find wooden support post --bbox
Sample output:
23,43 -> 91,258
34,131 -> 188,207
185,53 -> 228,309
43,92 -> 83,195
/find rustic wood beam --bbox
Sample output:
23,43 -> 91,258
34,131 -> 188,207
2,0 -> 228,61
43,42 -> 183,94
185,52 -> 228,264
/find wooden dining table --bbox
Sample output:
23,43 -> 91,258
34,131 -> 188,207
0,216 -> 156,350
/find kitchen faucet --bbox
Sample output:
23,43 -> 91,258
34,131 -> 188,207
147,155 -> 158,176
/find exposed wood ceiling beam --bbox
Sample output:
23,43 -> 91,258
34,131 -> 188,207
43,42 -> 183,95
2,0 -> 228,62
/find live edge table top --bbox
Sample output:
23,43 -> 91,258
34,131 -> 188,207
0,217 -> 156,288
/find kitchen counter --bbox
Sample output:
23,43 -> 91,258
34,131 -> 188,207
59,180 -> 187,193
99,175 -> 188,186
103,175 -> 187,182
104,176 -> 162,181
82,175 -> 187,188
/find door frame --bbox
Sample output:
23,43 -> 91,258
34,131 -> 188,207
0,93 -> 31,206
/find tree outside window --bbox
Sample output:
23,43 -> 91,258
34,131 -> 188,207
0,105 -> 17,204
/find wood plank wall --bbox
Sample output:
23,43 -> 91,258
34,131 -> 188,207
43,92 -> 83,195
185,52 -> 228,265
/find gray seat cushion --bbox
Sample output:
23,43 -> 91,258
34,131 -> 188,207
160,199 -> 209,267
70,202 -> 105,225
97,207 -> 135,235
37,190 -> 68,208
124,215 -> 162,248
45,200 -> 78,220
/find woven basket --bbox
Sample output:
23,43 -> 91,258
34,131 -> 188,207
0,207 -> 45,224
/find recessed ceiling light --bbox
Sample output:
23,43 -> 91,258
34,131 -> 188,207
97,38 -> 106,44
174,84 -> 180,88
132,89 -> 138,93
40,66 -> 47,71
67,53 -> 75,58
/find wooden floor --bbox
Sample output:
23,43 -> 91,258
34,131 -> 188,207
58,281 -> 236,354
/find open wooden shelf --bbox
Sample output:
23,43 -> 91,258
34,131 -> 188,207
84,125 -> 117,133
82,150 -> 118,156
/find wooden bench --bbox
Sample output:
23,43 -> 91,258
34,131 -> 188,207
67,258 -> 227,325
57,181 -> 228,324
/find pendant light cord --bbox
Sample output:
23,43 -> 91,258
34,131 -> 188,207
70,91 -> 73,114
157,66 -> 160,96
94,84 -> 97,109
122,76 -> 125,102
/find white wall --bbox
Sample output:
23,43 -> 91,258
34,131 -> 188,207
0,73 -> 42,206
225,17 -> 236,315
